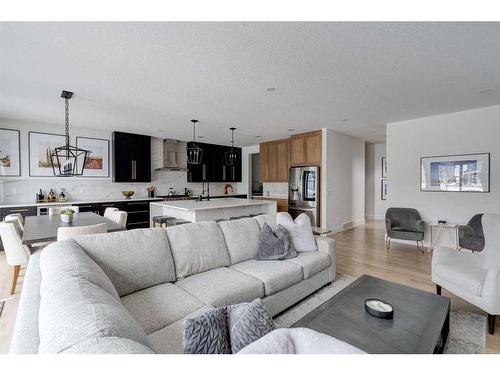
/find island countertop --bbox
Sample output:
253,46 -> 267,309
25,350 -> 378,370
150,198 -> 276,222
151,198 -> 274,211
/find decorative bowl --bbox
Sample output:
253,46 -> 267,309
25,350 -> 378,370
364,298 -> 394,319
122,191 -> 135,199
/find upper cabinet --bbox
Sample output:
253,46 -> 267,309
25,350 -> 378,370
260,139 -> 290,182
187,142 -> 242,183
113,131 -> 152,182
290,131 -> 322,166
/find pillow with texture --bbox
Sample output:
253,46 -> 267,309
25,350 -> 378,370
183,308 -> 230,354
277,212 -> 317,252
227,299 -> 275,353
256,223 -> 296,260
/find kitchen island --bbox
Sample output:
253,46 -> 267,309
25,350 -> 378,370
150,198 -> 276,223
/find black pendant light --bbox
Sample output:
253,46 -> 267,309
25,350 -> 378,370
187,119 -> 203,165
49,91 -> 90,176
224,127 -> 239,165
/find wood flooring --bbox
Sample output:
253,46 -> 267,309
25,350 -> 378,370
0,219 -> 498,353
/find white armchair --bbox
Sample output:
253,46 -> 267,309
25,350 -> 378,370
432,213 -> 500,334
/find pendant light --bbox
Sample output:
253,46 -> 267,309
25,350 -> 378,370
49,91 -> 90,176
187,119 -> 203,164
224,127 -> 239,165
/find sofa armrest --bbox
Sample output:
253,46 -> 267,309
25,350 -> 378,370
458,224 -> 474,238
385,218 -> 392,234
416,220 -> 426,232
315,235 -> 336,281
481,268 -> 500,314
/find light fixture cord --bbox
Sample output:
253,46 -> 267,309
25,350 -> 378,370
65,98 -> 70,148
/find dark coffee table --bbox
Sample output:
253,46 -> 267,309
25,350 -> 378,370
292,275 -> 450,353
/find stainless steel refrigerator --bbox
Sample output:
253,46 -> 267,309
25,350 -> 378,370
288,166 -> 320,226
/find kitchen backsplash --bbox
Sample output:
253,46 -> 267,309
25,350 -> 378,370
262,182 -> 288,198
0,171 -> 234,203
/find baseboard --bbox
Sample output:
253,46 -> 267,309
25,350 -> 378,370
330,218 -> 366,234
365,215 -> 385,221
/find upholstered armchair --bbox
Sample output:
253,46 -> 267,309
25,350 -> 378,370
458,214 -> 485,252
432,213 -> 500,334
385,208 -> 425,251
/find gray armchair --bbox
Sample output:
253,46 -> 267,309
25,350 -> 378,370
385,208 -> 425,251
458,214 -> 485,252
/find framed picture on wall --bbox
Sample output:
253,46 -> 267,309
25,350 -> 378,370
420,153 -> 490,192
381,179 -> 388,200
0,128 -> 21,176
29,131 -> 65,177
76,137 -> 110,177
381,156 -> 388,178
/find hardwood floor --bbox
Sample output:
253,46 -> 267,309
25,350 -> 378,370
333,220 -> 500,353
0,220 -> 498,353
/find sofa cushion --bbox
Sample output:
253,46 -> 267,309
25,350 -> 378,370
148,306 -> 213,354
61,337 -> 155,354
40,240 -> 120,300
230,259 -> 303,295
74,228 -> 175,296
433,262 -> 487,297
255,213 -> 278,231
176,268 -> 264,307
38,277 -> 150,353
167,221 -> 231,278
285,251 -> 331,279
121,283 -> 205,334
218,218 -> 261,264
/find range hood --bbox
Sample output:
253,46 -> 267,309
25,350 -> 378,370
155,139 -> 188,171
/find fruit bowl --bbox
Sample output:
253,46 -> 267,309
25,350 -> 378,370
122,191 -> 135,199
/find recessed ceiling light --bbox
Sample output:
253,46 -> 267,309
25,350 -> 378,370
479,89 -> 492,94
287,128 -> 296,132
198,136 -> 204,139
156,129 -> 165,133
255,135 -> 262,138
266,87 -> 276,92
342,118 -> 349,122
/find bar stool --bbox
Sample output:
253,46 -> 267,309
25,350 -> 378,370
215,218 -> 228,223
153,216 -> 175,228
168,219 -> 191,226
229,216 -> 248,220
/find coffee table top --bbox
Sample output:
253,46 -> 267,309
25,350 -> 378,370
292,275 -> 450,354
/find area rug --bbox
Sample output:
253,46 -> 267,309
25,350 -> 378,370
274,274 -> 486,354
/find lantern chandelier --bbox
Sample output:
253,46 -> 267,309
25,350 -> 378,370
187,119 -> 203,165
224,127 -> 239,166
50,91 -> 90,176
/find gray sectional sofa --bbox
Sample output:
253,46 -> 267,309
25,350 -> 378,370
10,214 -> 335,354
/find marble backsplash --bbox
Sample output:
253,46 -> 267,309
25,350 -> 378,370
262,182 -> 288,198
0,170 -> 234,203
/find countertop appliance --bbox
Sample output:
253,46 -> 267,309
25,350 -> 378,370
288,165 -> 320,226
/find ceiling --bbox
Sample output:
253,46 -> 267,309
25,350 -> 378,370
1,22 -> 500,146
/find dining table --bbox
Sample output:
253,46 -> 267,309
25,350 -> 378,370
21,212 -> 125,245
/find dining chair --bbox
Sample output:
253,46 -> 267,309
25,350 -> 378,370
0,221 -> 30,294
5,213 -> 24,231
108,210 -> 128,228
48,206 -> 80,215
103,207 -> 119,220
57,223 -> 107,241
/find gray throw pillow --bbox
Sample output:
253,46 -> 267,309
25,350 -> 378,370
256,223 -> 297,260
183,308 -> 231,354
227,299 -> 275,353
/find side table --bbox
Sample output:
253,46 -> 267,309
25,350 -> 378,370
429,223 -> 459,252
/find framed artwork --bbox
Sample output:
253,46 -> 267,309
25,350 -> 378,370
0,128 -> 21,176
420,153 -> 490,192
29,131 -> 65,177
381,179 -> 388,200
381,156 -> 388,178
76,137 -> 110,177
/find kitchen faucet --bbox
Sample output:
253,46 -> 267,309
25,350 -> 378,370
199,180 -> 210,201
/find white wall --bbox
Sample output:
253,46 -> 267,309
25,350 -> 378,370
0,120 -> 234,203
322,128 -> 365,232
387,105 -> 500,236
236,144 -> 259,196
365,143 -> 388,220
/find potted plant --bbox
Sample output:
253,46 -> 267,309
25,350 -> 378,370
60,209 -> 75,223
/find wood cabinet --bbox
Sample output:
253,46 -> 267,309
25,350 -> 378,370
290,131 -> 322,166
254,197 -> 288,213
113,132 -> 152,182
260,139 -> 290,182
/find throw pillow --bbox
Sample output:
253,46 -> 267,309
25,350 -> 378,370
277,212 -> 317,252
256,223 -> 296,260
276,225 -> 298,259
183,308 -> 231,354
227,299 -> 275,353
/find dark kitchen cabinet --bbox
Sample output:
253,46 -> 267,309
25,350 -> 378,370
113,131 -> 151,182
0,206 -> 37,220
187,142 -> 241,183
92,202 -> 124,216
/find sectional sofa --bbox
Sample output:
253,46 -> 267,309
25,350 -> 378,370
10,214 -> 336,354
